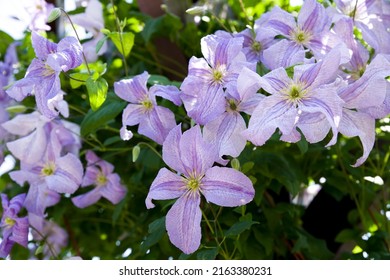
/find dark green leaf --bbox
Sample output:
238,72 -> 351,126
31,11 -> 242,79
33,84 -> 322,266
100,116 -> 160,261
96,35 -> 108,54
225,220 -> 259,237
196,248 -> 218,260
80,93 -> 126,137
140,217 -> 166,253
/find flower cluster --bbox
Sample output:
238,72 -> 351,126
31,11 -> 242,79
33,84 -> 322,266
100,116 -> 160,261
1,0 -> 390,258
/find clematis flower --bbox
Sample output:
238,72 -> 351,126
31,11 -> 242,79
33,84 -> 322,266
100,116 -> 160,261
114,71 -> 177,145
25,0 -> 55,31
204,67 -> 264,158
258,0 -> 341,69
146,125 -> 255,254
29,213 -> 68,259
180,34 -> 255,125
243,46 -> 350,147
9,134 -> 83,216
2,111 -> 81,165
70,0 -> 107,62
338,54 -> 390,166
0,193 -> 29,258
72,150 -> 127,208
6,32 -> 83,119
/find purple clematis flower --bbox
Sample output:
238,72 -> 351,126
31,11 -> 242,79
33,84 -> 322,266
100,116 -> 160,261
243,46 -> 350,147
180,34 -> 255,125
72,150 -> 127,208
338,54 -> 390,166
204,67 -> 264,158
2,111 -> 81,165
259,0 -> 341,69
70,0 -> 107,62
29,213 -> 68,259
6,32 -> 83,119
0,193 -> 29,258
9,134 -> 83,216
114,71 -> 177,145
146,125 -> 255,254
25,0 -> 55,31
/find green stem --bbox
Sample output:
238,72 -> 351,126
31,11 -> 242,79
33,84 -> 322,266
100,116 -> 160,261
60,8 -> 92,75
110,0 -> 129,76
137,142 -> 163,160
30,225 -> 59,259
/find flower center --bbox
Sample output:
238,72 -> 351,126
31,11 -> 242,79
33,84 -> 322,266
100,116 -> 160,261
283,83 -> 307,104
211,64 -> 227,85
41,162 -> 56,176
4,217 -> 16,227
186,177 -> 201,192
42,63 -> 55,77
251,41 -> 262,53
227,98 -> 238,111
141,98 -> 153,111
96,172 -> 108,186
292,29 -> 311,45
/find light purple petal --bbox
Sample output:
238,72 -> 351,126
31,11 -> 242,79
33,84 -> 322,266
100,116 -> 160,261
259,6 -> 296,36
114,72 -> 150,103
24,180 -> 61,215
201,166 -> 254,207
180,125 -> 217,176
6,128 -> 47,164
100,174 -> 127,204
236,67 -> 262,103
300,85 -> 344,146
1,111 -> 45,136
145,167 -> 186,209
9,217 -> 29,247
296,113 -> 331,143
201,35 -> 243,68
203,112 -> 247,158
259,67 -> 291,95
150,85 -> 183,106
339,109 -> 375,167
262,40 -> 306,70
298,44 -> 350,89
162,124 -> 186,174
122,103 -> 144,126
339,54 -> 390,108
31,32 -> 57,60
72,188 -> 102,208
166,192 -> 202,254
138,106 -> 176,145
298,0 -> 330,34
243,96 -> 297,146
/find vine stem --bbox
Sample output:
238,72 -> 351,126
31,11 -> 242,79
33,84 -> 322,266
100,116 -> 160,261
109,0 -> 129,76
60,8 -> 92,76
30,225 -> 59,259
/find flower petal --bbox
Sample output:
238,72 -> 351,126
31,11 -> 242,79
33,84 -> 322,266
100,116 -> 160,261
145,168 -> 186,209
166,193 -> 202,254
114,71 -> 150,103
72,188 -> 102,208
202,166 -> 254,207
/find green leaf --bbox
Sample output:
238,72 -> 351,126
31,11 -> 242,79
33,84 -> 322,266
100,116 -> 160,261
109,32 -> 135,58
112,197 -> 127,226
297,136 -> 308,154
86,77 -> 108,111
196,248 -> 218,260
69,73 -> 89,89
147,74 -> 172,86
140,217 -> 166,253
335,229 -> 361,243
225,220 -> 259,237
80,93 -> 126,137
96,35 -> 108,54
0,31 -> 14,57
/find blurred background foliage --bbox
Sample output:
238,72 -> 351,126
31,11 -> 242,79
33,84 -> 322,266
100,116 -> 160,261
1,0 -> 390,260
